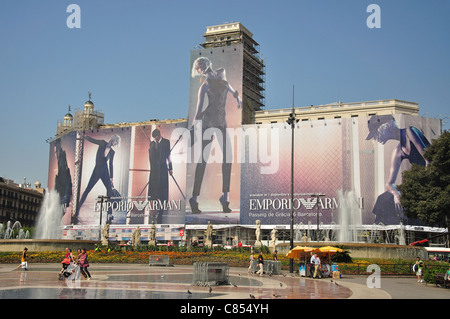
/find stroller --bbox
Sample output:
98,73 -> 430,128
58,262 -> 80,281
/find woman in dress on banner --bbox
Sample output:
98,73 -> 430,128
188,56 -> 241,214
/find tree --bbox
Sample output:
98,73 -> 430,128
398,131 -> 450,245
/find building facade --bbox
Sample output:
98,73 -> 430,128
47,23 -> 443,245
0,177 -> 44,228
253,99 -> 421,124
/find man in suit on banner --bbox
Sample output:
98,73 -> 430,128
148,129 -> 173,223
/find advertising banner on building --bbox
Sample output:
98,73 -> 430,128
47,131 -> 77,225
49,113 -> 440,235
185,44 -> 243,225
240,114 -> 441,227
53,122 -> 189,228
127,123 -> 187,225
74,128 -> 132,225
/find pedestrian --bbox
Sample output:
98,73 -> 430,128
15,247 -> 28,271
310,253 -> 322,279
60,248 -> 74,275
248,252 -> 254,273
414,257 -> 424,283
78,248 -> 91,280
75,248 -> 87,278
309,253 -> 315,277
273,250 -> 278,261
256,251 -> 264,276
445,265 -> 450,281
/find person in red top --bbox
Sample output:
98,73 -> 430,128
60,248 -> 74,275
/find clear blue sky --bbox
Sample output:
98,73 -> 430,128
1,0 -> 449,188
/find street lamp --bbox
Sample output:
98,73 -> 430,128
286,87 -> 299,273
97,195 -> 110,241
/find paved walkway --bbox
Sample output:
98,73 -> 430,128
0,263 -> 448,300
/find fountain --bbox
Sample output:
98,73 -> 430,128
397,222 -> 406,245
337,190 -> 362,243
0,189 -> 97,252
368,223 -> 382,243
0,221 -> 30,239
34,190 -> 63,239
329,221 -> 337,242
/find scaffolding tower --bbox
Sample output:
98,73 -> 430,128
201,22 -> 265,124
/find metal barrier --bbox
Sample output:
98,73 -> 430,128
192,262 -> 230,286
249,260 -> 281,275
149,255 -> 170,267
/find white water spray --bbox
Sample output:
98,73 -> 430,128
34,190 -> 64,239
337,190 -> 362,242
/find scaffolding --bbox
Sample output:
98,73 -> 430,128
201,22 -> 265,124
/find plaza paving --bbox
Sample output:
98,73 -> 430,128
0,263 -> 448,300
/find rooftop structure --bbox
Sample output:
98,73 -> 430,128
56,93 -> 105,138
201,22 -> 265,124
252,99 -> 420,124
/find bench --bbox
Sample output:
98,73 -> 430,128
434,273 -> 450,288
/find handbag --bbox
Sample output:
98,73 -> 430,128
62,257 -> 70,264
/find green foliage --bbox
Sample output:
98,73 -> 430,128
252,245 -> 271,254
399,131 -> 450,230
331,245 -> 352,263
423,264 -> 449,283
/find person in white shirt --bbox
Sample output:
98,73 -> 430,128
310,253 -> 322,279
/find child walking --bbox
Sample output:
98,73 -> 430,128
15,247 -> 28,271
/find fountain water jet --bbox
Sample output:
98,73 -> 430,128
34,190 -> 64,239
337,190 -> 362,243
0,221 -> 29,239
